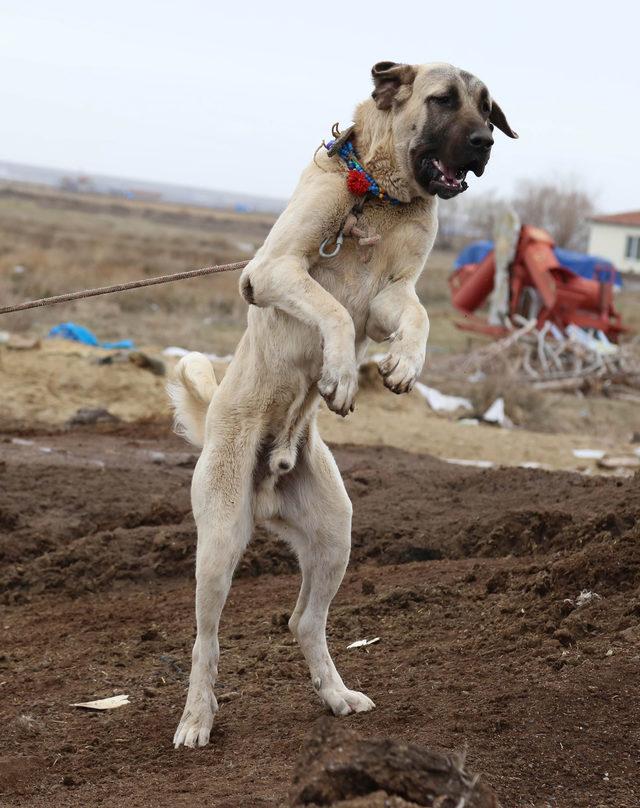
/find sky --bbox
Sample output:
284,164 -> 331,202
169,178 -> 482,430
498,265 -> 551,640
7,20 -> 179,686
1,0 -> 637,212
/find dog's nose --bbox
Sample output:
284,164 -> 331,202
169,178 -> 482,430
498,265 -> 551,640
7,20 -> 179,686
468,129 -> 494,150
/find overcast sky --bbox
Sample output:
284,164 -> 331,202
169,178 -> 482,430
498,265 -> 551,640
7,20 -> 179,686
1,1 -> 637,212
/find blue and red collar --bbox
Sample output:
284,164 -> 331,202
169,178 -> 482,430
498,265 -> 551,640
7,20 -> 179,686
325,129 -> 401,205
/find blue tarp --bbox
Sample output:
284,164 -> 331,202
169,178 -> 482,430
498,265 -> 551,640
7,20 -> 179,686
455,241 -> 623,287
48,322 -> 134,349
454,240 -> 494,268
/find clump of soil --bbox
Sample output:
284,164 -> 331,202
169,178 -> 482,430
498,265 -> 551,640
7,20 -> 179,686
291,722 -> 497,807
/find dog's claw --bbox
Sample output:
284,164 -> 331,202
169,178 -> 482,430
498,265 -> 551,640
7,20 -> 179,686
377,350 -> 423,395
318,361 -> 358,416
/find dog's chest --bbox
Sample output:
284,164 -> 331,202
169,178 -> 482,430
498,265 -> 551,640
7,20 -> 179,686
310,203 -> 421,317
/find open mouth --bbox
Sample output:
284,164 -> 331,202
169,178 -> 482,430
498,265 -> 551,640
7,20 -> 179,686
415,155 -> 470,199
430,159 -> 468,192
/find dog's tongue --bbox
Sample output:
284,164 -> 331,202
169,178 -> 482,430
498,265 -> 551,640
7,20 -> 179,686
438,161 -> 458,182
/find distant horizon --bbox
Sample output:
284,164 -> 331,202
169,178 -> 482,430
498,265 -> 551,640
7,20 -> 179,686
0,156 -> 284,203
0,157 -> 287,214
1,156 -> 634,219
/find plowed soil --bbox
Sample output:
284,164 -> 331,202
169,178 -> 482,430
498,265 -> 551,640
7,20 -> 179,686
1,427 -> 639,808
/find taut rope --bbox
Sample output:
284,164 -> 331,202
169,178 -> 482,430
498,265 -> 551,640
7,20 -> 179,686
0,260 -> 250,316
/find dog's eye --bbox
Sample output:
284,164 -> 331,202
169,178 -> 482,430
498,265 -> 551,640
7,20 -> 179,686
431,94 -> 452,106
481,100 -> 491,116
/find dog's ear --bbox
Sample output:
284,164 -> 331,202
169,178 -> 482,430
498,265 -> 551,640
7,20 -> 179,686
371,61 -> 417,110
489,100 -> 518,138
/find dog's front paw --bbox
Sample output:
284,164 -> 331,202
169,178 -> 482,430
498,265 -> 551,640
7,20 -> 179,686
318,357 -> 358,417
173,689 -> 218,749
320,686 -> 376,716
378,348 -> 424,394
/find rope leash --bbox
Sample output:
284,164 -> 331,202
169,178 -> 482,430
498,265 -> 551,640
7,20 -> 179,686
0,260 -> 250,316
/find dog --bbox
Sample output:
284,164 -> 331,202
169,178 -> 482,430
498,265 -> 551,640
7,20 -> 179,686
168,61 -> 516,748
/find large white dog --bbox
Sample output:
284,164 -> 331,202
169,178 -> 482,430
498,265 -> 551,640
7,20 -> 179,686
169,61 -> 516,748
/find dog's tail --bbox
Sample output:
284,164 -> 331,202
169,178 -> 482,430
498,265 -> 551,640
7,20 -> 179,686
167,352 -> 217,448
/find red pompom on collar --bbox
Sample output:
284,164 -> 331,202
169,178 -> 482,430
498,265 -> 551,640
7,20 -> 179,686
346,169 -> 371,196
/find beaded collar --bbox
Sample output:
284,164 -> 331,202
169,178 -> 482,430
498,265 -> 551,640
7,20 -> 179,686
324,127 -> 401,206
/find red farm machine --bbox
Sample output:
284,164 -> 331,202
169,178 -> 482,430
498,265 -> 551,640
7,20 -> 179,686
449,225 -> 628,342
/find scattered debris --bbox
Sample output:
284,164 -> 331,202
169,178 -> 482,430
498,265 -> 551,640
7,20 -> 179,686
71,694 -> 130,710
575,590 -> 602,608
146,450 -> 197,467
414,382 -> 472,413
482,396 -> 513,427
435,319 -> 640,397
49,322 -> 134,350
96,350 -> 164,374
128,351 -> 165,376
347,637 -> 380,649
6,334 -> 40,350
445,458 -> 495,469
597,454 -> 640,470
573,449 -> 606,460
66,408 -> 121,427
11,437 -> 34,447
163,346 -> 233,363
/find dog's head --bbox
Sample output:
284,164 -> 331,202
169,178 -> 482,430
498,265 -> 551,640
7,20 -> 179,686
371,61 -> 517,199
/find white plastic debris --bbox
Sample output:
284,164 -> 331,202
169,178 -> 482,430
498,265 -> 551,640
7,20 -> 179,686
575,590 -> 601,608
467,370 -> 486,384
347,637 -> 380,650
566,324 -> 618,355
483,397 -> 509,426
11,438 -> 34,447
414,382 -> 472,413
597,454 -> 640,470
572,449 -> 606,460
71,694 -> 130,710
444,458 -> 495,469
163,346 -> 233,363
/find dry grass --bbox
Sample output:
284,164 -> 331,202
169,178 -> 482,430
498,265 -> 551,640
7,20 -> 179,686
0,184 -> 273,352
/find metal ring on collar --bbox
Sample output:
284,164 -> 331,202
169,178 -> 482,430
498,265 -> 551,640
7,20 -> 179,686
319,231 -> 343,258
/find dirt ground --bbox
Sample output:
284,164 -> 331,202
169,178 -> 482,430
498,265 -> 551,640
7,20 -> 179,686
1,426 -> 639,808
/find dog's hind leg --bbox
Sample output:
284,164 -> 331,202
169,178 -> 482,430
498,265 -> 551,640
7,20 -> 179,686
173,425 -> 258,749
277,428 -> 375,716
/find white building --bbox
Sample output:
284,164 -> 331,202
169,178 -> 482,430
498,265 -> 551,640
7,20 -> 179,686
588,211 -> 640,275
